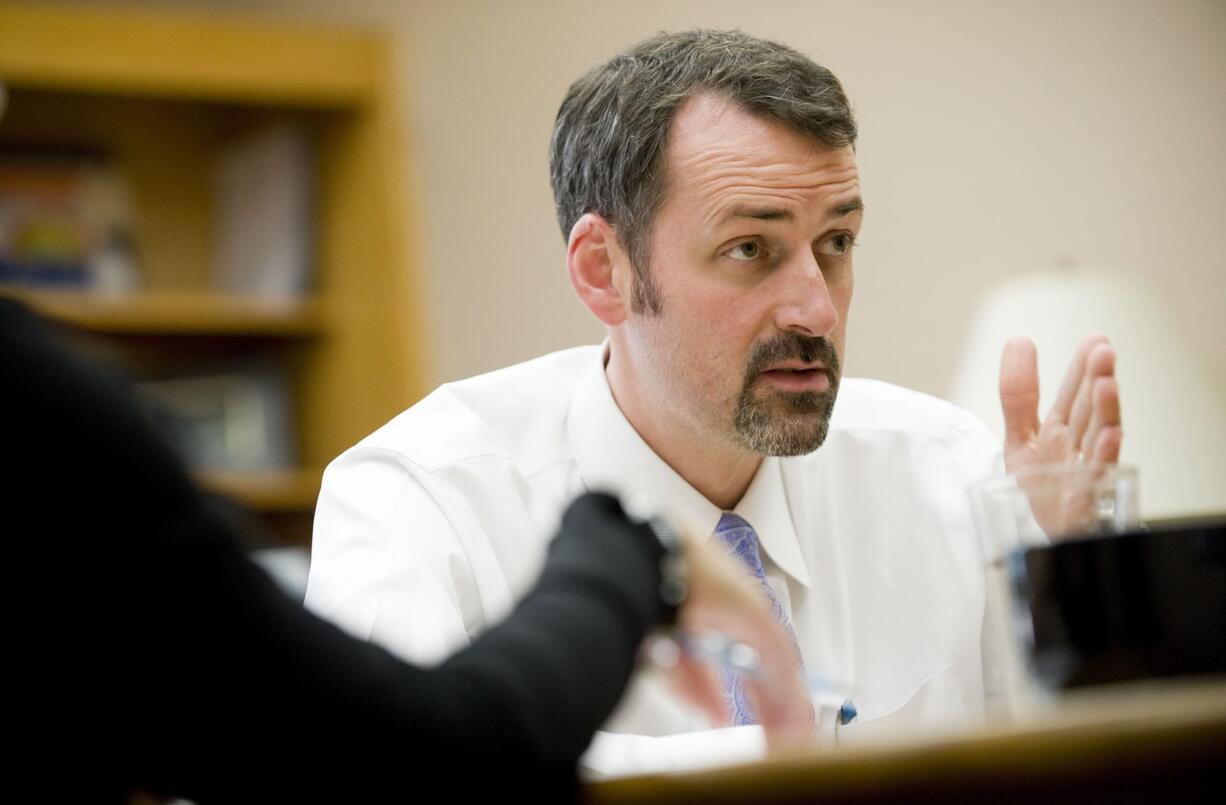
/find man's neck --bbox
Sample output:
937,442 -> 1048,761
605,354 -> 762,511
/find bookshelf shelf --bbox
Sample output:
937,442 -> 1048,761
197,467 -> 324,512
0,287 -> 327,336
0,4 -> 427,544
0,4 -> 375,107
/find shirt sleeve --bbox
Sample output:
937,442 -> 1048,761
306,446 -> 478,664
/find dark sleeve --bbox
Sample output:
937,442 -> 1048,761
2,300 -> 667,801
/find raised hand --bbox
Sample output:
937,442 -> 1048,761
998,335 -> 1123,536
999,334 -> 1122,472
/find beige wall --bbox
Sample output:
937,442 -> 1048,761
124,0 -> 1225,381
69,0 -> 1226,513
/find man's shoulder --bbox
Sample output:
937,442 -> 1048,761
351,345 -> 599,474
830,377 -> 994,443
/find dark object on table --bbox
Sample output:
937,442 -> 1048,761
1024,517 -> 1226,689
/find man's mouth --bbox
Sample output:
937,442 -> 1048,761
741,331 -> 841,400
757,364 -> 830,393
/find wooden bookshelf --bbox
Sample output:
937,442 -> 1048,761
0,4 -> 428,544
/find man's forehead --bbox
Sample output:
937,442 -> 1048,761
664,94 -> 860,203
668,93 -> 851,157
656,126 -> 859,238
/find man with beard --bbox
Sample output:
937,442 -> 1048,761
306,30 -> 1121,774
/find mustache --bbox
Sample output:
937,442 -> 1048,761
743,332 -> 840,383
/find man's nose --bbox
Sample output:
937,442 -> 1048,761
772,251 -> 839,337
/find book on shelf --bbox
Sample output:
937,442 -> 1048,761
138,362 -> 296,474
0,145 -> 141,293
212,122 -> 313,299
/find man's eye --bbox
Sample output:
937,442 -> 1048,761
727,241 -> 763,261
818,233 -> 857,256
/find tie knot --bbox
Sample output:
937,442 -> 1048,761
713,512 -> 765,576
714,511 -> 752,535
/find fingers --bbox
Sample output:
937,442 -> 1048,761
744,673 -> 817,753
1092,424 -> 1123,464
1046,334 -> 1109,427
999,337 -> 1041,454
1083,376 -> 1123,462
1070,342 -> 1116,454
676,533 -> 815,750
732,601 -> 816,752
665,654 -> 728,727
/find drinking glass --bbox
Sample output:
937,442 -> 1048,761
970,463 -> 1139,716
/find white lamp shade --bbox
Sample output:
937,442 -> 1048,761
948,269 -> 1226,519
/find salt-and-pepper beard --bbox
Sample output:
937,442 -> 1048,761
732,332 -> 841,456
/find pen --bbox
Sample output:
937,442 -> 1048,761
653,630 -> 858,726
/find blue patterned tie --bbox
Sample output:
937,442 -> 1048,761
713,512 -> 807,726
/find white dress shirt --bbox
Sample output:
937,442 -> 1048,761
305,344 -> 1006,774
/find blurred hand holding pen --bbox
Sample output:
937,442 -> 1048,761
650,630 -> 858,740
624,496 -> 837,752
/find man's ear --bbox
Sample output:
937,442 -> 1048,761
567,212 -> 633,326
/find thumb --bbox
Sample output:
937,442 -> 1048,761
999,337 -> 1040,453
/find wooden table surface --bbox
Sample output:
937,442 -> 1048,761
585,679 -> 1226,804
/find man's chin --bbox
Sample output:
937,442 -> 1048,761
733,411 -> 832,456
770,421 -> 830,456
732,387 -> 837,456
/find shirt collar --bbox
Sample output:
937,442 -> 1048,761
567,343 -> 812,588
735,454 -> 811,587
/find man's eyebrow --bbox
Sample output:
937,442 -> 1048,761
831,198 -> 864,217
717,198 -> 865,226
721,205 -> 794,223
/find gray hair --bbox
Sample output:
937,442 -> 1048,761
549,29 -> 858,313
